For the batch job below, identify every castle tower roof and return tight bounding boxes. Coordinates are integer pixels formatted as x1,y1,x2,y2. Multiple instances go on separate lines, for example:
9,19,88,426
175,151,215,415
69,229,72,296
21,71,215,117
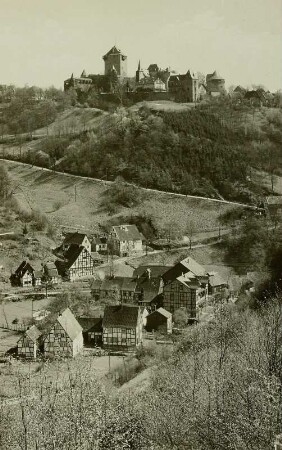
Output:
207,70,224,80
81,69,87,78
103,46,126,60
137,60,141,71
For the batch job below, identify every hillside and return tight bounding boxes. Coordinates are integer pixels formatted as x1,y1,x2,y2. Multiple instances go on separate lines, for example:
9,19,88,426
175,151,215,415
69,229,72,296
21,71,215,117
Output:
3,160,235,234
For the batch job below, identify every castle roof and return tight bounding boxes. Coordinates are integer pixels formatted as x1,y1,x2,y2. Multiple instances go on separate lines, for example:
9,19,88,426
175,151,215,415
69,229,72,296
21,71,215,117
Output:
207,71,224,81
103,46,126,59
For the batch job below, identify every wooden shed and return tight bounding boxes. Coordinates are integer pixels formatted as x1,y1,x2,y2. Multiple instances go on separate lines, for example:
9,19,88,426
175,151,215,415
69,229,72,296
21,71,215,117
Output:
146,307,172,334
17,325,43,359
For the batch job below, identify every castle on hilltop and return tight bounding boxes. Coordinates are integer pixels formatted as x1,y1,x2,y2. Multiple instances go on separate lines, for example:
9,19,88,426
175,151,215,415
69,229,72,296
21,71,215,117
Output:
64,45,225,103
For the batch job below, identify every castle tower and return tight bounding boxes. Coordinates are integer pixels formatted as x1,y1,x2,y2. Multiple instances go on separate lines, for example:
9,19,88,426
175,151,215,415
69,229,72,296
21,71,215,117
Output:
103,46,127,77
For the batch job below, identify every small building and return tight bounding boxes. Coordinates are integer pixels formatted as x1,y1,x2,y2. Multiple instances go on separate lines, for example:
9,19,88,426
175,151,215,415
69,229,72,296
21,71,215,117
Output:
43,308,83,357
146,307,172,334
17,325,43,359
77,317,103,347
111,224,144,257
103,304,143,351
43,261,60,284
208,271,228,295
10,261,35,287
92,236,108,254
56,244,96,281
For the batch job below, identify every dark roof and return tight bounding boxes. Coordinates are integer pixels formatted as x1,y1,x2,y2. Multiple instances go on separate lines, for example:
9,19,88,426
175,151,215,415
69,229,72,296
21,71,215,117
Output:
100,277,137,292
15,261,34,278
103,46,126,58
103,304,140,328
93,236,107,245
63,244,87,268
56,308,83,340
63,232,88,246
112,224,144,242
77,317,103,332
133,265,171,279
136,277,162,303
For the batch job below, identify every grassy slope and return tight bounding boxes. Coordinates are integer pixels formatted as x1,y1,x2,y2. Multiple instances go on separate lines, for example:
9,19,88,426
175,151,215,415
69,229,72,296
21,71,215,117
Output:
3,160,235,235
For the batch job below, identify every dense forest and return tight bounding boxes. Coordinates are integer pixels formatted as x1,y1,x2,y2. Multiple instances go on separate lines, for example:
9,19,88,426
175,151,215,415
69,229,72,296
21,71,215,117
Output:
29,103,282,202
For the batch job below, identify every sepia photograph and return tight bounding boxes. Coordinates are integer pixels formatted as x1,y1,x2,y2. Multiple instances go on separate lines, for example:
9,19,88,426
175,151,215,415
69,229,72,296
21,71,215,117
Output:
0,0,281,448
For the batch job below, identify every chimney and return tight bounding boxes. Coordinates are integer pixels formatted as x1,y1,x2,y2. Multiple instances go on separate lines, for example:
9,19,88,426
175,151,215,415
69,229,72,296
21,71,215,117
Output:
147,268,151,279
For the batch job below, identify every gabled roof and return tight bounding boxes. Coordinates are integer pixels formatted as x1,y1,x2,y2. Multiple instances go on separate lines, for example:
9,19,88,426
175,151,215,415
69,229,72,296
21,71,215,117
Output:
103,304,140,328
162,257,207,286
208,272,227,287
180,257,207,277
112,225,144,242
56,308,82,341
155,307,172,319
25,325,42,342
77,317,103,332
136,276,162,303
63,232,88,246
15,261,34,277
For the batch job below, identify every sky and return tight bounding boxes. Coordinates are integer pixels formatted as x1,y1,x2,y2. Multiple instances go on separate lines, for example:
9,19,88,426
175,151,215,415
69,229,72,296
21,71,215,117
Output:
0,0,281,91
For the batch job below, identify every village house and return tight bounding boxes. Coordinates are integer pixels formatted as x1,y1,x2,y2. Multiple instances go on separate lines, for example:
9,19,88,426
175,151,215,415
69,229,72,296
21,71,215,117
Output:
163,256,209,299
110,224,144,256
145,307,172,334
10,261,36,287
103,304,143,351
91,277,138,303
134,265,170,309
77,317,103,347
43,308,83,357
17,325,43,359
162,271,199,317
208,271,228,295
56,243,96,281
92,236,108,254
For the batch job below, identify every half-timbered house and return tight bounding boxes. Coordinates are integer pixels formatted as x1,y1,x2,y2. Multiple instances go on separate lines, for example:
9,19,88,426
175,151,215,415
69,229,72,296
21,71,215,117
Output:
56,244,96,281
17,325,43,359
43,308,83,357
103,304,143,351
